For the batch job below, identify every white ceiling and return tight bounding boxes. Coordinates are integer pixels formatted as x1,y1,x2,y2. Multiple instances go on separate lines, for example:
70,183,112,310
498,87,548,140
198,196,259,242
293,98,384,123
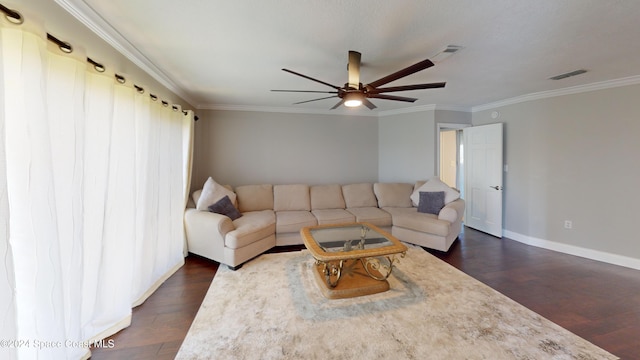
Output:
61,0,640,113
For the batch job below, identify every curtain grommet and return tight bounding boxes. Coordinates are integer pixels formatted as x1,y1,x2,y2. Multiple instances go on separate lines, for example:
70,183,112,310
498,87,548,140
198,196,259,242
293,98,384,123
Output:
2,7,23,24
59,42,73,53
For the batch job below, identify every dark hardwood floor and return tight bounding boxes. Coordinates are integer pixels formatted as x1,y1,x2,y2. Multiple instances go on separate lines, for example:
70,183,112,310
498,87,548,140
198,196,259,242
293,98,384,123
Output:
90,227,640,359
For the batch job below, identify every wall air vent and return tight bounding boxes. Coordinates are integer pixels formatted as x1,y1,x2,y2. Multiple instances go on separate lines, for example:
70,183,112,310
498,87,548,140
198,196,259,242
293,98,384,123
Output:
549,69,587,80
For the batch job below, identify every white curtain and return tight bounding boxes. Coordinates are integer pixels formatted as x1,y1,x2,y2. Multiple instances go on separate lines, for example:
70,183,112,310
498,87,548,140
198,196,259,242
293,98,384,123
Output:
0,14,193,360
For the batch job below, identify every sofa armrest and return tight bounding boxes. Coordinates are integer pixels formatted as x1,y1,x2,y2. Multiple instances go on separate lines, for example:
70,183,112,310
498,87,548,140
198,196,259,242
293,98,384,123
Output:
438,198,465,223
184,208,236,260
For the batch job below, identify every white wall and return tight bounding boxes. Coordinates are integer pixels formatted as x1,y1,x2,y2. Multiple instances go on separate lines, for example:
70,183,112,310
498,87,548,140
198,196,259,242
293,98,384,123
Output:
473,84,640,262
193,110,379,188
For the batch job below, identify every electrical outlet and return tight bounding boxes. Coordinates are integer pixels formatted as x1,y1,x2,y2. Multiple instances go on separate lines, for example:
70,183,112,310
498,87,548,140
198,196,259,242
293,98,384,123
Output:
564,220,573,229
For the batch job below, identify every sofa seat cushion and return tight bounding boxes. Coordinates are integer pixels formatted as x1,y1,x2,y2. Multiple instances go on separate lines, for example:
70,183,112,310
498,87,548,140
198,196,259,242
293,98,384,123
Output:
383,207,450,237
276,210,318,233
346,207,392,227
225,210,276,249
311,209,355,225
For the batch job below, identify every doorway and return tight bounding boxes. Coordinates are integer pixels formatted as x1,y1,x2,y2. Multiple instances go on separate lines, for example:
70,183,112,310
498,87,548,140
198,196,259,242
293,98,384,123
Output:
436,123,469,196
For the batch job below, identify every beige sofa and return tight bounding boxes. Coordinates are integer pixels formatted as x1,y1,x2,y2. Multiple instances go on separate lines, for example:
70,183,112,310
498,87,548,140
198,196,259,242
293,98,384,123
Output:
184,180,464,269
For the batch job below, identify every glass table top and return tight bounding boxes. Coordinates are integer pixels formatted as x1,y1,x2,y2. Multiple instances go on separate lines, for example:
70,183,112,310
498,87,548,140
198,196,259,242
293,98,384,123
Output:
301,222,407,261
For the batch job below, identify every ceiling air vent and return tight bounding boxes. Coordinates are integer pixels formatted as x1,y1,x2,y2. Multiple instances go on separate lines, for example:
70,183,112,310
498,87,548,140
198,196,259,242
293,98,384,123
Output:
431,45,463,63
549,69,587,80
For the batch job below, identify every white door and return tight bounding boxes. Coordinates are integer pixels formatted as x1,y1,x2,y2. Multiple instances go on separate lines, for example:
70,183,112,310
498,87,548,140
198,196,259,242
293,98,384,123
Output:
463,123,503,237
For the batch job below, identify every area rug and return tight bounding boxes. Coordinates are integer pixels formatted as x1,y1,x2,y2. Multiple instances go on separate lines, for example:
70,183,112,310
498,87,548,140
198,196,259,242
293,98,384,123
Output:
176,246,618,359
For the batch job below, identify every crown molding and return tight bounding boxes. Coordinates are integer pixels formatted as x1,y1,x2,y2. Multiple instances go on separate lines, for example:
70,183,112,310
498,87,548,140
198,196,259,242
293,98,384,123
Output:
377,104,437,117
434,104,472,112
54,0,196,106
198,103,473,118
472,75,640,112
199,104,377,117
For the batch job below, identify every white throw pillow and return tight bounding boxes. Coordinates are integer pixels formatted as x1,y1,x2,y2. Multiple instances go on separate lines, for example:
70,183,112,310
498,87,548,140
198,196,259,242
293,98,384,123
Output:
410,177,460,206
196,177,237,211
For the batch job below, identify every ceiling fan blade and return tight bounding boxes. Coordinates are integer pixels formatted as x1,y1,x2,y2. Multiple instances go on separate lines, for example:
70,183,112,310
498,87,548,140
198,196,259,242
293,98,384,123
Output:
367,82,446,94
368,94,417,103
293,95,339,105
362,98,377,109
366,59,435,89
330,99,344,110
271,90,339,94
282,69,341,90
348,50,361,90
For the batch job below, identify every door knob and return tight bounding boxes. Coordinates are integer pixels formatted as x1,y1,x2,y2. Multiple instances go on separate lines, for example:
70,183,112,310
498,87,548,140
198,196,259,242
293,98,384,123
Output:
489,185,503,190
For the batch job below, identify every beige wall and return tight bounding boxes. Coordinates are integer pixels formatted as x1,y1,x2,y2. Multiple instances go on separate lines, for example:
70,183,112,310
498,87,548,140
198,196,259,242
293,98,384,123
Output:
439,130,458,188
473,84,640,260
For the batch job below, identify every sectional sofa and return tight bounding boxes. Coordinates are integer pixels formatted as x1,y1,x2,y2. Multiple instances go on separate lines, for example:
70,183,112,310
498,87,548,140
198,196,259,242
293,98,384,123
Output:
184,179,465,269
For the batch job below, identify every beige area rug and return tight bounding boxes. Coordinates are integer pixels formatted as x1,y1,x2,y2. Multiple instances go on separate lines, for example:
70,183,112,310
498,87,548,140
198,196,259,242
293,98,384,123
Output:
176,247,618,360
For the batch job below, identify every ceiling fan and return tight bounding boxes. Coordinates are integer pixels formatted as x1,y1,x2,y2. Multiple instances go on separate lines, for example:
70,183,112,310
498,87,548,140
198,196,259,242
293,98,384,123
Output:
272,50,446,109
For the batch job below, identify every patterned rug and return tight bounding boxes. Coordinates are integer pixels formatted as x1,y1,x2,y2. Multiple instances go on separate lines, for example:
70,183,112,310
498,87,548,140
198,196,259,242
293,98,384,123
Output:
176,246,618,359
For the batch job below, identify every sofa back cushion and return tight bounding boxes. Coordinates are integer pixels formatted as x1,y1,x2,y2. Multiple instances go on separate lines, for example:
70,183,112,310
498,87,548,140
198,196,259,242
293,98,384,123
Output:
310,184,346,210
342,183,378,208
274,184,311,211
374,183,414,208
235,184,274,213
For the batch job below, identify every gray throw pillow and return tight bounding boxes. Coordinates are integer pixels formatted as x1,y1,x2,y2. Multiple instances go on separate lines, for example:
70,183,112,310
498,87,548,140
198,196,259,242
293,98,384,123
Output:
418,191,445,215
208,195,242,220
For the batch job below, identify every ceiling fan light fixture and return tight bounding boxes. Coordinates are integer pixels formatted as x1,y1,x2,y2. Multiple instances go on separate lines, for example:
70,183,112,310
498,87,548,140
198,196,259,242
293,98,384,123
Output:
344,92,363,107
276,50,446,110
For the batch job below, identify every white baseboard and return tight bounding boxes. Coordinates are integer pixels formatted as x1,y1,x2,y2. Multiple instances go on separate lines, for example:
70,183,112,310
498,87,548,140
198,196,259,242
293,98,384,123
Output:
503,230,640,271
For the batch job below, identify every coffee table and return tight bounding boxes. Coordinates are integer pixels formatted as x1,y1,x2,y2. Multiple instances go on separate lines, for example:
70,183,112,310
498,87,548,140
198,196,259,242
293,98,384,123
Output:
301,222,408,299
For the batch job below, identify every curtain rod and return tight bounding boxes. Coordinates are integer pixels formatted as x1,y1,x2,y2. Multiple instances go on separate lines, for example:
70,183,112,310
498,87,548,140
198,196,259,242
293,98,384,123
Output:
1,2,198,120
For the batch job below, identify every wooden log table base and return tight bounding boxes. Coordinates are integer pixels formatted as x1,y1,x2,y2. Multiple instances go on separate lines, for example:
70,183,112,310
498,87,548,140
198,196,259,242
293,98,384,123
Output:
312,258,390,299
